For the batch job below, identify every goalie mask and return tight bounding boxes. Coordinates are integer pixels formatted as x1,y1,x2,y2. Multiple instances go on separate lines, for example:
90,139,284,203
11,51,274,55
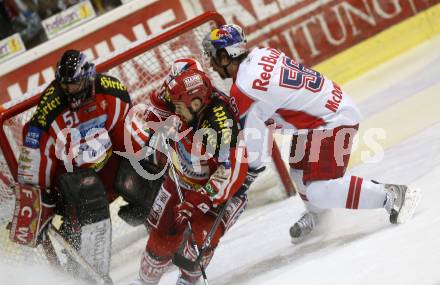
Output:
202,24,247,59
167,69,213,111
55,49,96,110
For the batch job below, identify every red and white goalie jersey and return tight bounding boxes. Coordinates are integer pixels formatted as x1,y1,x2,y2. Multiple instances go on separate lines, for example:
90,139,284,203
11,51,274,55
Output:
17,74,148,190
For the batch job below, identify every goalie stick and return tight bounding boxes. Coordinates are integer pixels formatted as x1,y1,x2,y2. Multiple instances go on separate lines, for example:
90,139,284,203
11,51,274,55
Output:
47,225,113,285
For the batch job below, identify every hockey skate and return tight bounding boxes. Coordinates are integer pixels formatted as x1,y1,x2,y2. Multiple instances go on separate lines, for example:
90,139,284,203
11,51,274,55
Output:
289,211,318,244
129,278,145,285
384,184,421,224
176,275,199,285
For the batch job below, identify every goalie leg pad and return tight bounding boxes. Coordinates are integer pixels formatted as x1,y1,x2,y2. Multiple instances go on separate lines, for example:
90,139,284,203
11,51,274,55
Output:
57,168,111,277
9,184,55,247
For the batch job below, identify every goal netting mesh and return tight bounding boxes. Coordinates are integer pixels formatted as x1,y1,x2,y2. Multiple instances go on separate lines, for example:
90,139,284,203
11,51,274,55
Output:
0,13,282,266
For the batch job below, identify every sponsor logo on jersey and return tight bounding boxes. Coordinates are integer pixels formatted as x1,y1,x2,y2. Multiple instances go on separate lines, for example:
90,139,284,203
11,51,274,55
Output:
100,76,127,91
72,134,112,168
213,105,232,145
36,86,62,127
252,48,282,92
73,114,107,140
176,142,209,180
204,183,217,197
24,126,42,148
147,188,171,229
17,147,41,185
200,105,233,151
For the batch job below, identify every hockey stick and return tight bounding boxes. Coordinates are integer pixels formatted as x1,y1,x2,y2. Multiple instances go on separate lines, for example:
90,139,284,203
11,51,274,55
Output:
47,226,113,285
161,135,209,284
173,199,231,272
272,141,296,196
267,122,297,197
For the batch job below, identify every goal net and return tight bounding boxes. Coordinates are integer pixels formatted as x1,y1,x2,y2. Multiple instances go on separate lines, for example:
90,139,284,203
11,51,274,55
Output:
0,11,282,266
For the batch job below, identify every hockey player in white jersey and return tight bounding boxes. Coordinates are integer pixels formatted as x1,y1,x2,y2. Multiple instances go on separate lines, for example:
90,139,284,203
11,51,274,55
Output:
202,24,421,243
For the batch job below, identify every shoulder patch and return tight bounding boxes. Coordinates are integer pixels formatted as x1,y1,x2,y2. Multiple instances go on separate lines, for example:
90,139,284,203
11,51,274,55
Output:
95,74,131,103
30,83,68,130
24,126,42,148
199,98,239,156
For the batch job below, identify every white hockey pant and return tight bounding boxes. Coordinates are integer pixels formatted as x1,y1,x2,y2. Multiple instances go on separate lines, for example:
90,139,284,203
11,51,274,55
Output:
290,169,387,212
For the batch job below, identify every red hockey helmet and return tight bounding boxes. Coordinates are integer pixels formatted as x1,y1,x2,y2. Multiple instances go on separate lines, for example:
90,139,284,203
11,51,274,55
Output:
167,69,212,109
169,58,203,77
158,58,204,103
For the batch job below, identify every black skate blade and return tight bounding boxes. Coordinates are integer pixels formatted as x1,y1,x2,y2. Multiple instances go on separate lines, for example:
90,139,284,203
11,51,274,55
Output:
390,209,398,224
172,252,198,272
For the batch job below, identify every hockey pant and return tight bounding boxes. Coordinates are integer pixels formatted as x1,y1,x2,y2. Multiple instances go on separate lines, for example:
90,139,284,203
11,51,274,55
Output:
139,177,248,284
291,168,387,213
288,125,387,213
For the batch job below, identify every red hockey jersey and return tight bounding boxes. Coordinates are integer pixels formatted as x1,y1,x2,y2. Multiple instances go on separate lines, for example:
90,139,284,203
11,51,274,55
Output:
145,90,248,205
17,74,149,188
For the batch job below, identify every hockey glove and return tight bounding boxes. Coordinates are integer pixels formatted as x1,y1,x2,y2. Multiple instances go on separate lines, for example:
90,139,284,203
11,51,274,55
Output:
173,189,212,234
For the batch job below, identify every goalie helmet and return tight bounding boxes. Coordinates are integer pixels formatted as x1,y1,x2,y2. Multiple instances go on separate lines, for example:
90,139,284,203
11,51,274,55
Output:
167,69,212,109
55,49,96,109
55,49,95,84
202,24,247,59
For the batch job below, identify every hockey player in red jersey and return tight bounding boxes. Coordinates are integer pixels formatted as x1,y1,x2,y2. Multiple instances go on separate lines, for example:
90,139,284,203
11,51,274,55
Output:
9,49,158,281
202,24,421,243
131,66,248,285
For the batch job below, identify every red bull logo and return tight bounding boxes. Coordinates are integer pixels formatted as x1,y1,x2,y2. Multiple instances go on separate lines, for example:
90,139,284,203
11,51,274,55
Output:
212,28,230,40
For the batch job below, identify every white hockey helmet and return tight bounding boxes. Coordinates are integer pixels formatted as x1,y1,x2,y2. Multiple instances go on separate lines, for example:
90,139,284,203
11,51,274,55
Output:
202,24,248,59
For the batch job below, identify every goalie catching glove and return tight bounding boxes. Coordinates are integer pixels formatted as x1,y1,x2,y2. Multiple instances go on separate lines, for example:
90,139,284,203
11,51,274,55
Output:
173,189,213,234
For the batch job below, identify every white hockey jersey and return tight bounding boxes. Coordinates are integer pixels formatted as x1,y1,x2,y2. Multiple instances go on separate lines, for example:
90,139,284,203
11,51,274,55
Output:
230,47,362,168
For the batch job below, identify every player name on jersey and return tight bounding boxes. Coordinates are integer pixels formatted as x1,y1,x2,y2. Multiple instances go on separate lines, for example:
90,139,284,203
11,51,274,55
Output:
325,83,344,113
